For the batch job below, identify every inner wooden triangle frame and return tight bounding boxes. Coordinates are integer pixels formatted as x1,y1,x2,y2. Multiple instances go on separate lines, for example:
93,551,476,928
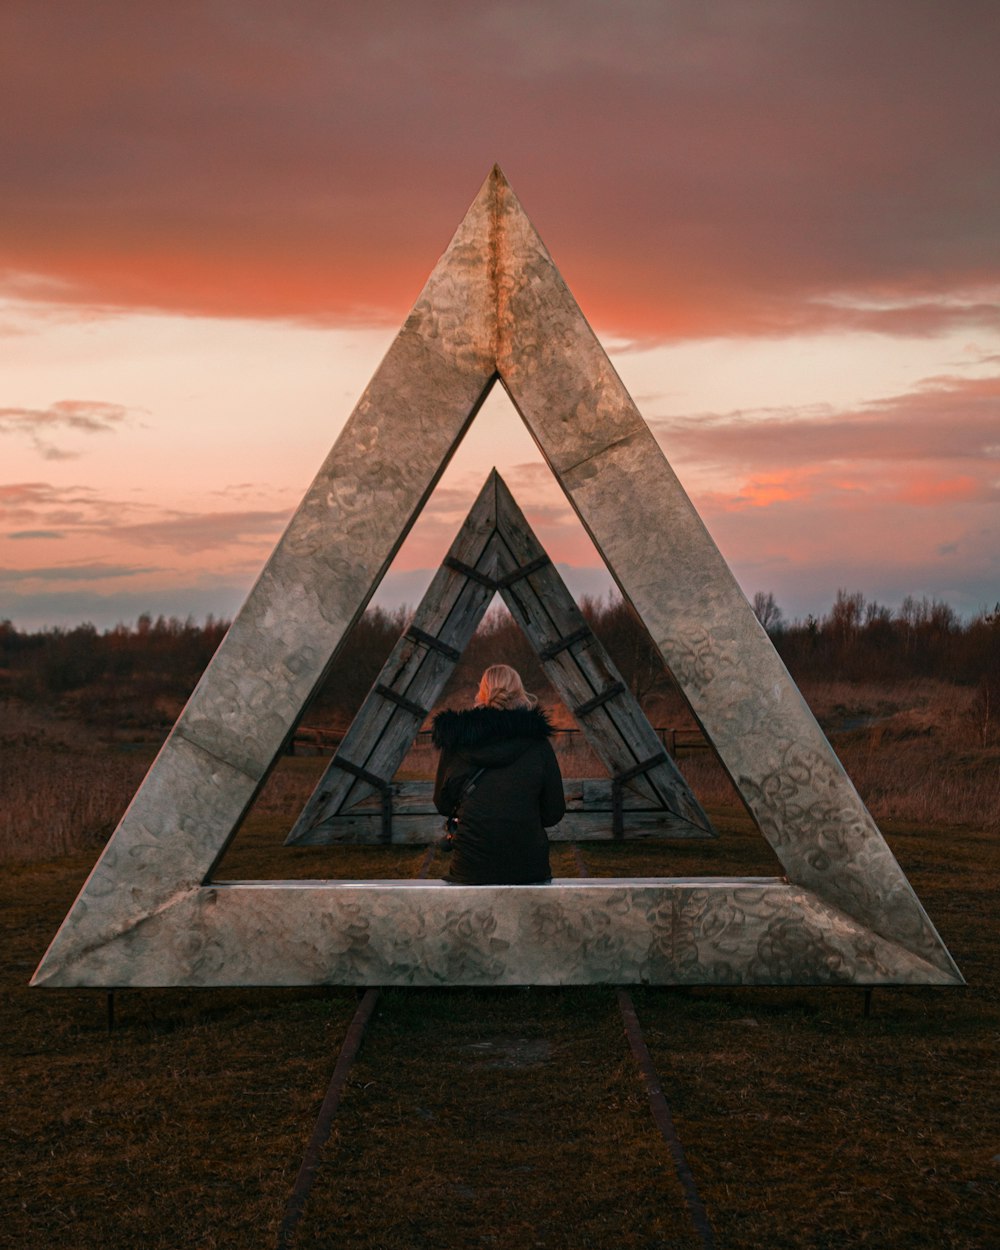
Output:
286,468,714,846
33,167,962,989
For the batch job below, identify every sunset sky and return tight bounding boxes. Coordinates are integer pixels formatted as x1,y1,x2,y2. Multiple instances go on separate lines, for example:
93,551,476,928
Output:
2,1,999,631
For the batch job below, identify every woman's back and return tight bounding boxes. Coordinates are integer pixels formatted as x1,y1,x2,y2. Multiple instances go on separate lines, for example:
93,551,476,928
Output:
432,704,565,885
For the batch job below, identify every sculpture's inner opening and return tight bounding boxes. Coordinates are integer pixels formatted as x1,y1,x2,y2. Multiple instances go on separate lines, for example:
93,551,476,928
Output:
210,383,786,885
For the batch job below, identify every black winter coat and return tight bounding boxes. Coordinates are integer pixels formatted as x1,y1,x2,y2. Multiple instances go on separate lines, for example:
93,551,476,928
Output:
432,705,565,885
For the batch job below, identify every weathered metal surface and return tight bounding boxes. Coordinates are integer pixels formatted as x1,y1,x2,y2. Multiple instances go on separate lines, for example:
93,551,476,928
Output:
492,172,961,984
288,469,711,845
33,174,498,984
32,879,958,988
33,166,962,990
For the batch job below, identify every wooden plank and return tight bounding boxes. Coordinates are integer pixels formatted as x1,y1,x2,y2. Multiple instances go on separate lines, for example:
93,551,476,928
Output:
493,480,712,832
496,484,671,753
557,811,705,838
289,573,486,826
497,548,711,825
345,778,655,813
286,482,502,843
495,537,657,792
332,555,497,806
293,808,709,846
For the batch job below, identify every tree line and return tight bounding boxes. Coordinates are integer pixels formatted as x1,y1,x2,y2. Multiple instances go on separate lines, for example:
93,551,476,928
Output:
1,589,997,733
755,588,1000,687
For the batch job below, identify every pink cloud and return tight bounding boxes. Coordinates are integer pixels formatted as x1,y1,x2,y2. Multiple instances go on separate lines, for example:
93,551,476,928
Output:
110,510,293,554
656,373,1000,476
725,473,816,509
0,480,291,555
1,3,998,339
0,561,159,584
891,475,986,506
638,371,1000,614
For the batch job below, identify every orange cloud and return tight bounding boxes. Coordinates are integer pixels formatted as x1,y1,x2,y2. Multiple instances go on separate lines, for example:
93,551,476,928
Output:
733,474,814,508
2,3,999,339
655,374,1000,500
892,475,985,506
704,463,996,517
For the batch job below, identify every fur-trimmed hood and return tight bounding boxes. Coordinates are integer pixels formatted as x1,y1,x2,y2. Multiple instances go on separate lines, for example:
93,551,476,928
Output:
432,705,554,757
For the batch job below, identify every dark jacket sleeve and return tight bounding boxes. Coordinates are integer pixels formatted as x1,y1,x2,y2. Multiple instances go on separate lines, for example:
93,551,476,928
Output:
433,750,451,816
539,739,566,827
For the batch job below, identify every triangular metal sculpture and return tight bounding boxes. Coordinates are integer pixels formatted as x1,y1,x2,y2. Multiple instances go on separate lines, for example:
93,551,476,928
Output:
286,469,714,846
33,167,962,989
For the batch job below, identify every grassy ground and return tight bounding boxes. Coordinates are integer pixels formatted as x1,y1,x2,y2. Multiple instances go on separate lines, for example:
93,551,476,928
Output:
4,677,998,866
3,806,997,1248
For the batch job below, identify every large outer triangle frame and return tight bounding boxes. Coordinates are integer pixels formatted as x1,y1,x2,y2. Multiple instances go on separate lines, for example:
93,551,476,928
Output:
33,167,962,989
286,468,714,846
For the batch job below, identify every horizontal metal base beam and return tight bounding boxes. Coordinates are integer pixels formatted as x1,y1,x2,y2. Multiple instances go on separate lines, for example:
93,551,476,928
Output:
32,878,961,990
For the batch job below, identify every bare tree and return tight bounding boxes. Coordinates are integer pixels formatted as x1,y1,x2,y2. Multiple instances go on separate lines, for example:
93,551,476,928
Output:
752,591,784,633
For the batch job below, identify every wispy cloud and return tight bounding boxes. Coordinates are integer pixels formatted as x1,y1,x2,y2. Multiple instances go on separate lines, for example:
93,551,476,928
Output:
791,293,1000,340
0,480,291,554
112,509,291,553
0,399,135,459
0,562,159,584
654,373,1000,490
637,371,1000,616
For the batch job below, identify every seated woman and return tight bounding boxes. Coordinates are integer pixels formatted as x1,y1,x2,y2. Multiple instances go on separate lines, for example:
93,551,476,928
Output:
432,664,565,884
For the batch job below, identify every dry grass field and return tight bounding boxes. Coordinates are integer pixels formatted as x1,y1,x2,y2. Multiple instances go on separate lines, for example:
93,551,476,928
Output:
3,677,997,865
2,683,998,1248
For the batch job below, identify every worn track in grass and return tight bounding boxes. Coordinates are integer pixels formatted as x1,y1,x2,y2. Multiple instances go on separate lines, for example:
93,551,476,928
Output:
278,842,714,1249
3,811,997,1248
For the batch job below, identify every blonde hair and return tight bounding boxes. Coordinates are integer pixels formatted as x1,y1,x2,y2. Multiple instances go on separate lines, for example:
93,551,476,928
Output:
475,664,537,711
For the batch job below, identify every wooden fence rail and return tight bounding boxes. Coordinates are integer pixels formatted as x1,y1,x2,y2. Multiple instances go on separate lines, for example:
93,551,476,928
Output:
290,724,710,758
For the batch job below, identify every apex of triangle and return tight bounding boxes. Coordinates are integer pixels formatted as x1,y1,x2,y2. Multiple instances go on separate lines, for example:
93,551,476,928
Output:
483,163,520,210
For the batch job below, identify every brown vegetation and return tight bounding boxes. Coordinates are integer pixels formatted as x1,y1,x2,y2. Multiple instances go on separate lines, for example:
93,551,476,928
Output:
3,591,998,1247
0,704,151,862
3,816,997,1248
2,591,999,864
